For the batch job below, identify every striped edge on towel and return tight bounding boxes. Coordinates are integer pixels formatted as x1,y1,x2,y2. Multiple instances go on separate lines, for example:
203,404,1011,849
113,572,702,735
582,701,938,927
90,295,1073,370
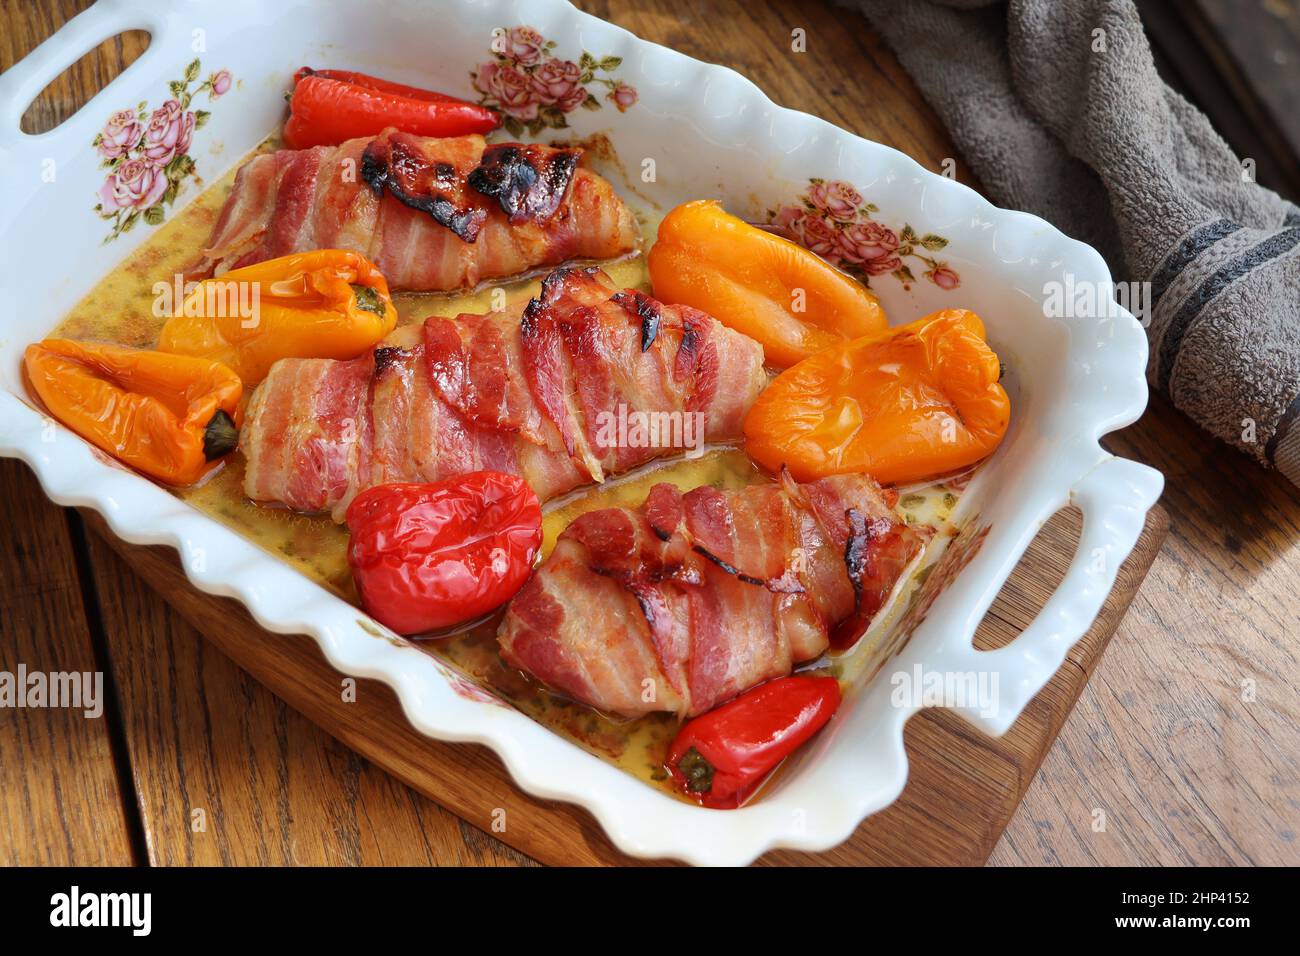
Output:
1269,208,1300,487
1148,208,1300,480
1269,394,1300,487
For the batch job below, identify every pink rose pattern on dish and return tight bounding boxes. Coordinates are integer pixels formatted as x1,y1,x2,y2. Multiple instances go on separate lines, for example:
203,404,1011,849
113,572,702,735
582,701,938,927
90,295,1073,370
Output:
768,178,960,290
141,99,195,167
472,26,637,137
93,59,229,242
96,109,141,161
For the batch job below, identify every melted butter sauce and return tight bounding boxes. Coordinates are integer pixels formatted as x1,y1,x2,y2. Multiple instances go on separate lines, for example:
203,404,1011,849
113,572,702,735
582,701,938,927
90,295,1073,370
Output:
48,142,970,802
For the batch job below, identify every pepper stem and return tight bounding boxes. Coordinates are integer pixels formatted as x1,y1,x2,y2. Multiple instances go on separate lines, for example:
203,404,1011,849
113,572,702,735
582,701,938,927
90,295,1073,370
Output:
351,283,386,317
676,746,715,794
203,409,239,461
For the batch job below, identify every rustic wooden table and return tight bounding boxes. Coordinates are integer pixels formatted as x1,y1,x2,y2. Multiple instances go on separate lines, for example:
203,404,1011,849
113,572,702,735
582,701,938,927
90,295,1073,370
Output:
2,0,1297,866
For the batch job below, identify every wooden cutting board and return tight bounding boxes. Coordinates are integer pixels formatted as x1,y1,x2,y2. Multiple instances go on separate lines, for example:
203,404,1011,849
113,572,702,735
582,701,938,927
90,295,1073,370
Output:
82,504,1167,866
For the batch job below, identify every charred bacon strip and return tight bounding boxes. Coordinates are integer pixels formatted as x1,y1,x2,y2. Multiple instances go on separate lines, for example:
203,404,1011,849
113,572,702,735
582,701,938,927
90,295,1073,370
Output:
844,508,870,602
611,289,663,352
362,135,581,241
514,267,749,484
240,268,768,521
189,132,638,292
692,544,767,587
828,514,919,650
371,344,408,376
497,473,927,718
467,143,580,224
361,130,488,241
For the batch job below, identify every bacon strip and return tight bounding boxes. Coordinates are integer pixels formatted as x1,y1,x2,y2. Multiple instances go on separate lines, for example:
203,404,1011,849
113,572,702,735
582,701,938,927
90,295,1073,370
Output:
242,354,371,514
467,143,580,224
361,130,490,242
190,131,638,291
497,472,927,718
240,268,767,521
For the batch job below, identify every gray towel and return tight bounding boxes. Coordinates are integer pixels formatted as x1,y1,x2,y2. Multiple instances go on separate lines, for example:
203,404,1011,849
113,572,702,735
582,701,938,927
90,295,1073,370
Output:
844,0,1300,484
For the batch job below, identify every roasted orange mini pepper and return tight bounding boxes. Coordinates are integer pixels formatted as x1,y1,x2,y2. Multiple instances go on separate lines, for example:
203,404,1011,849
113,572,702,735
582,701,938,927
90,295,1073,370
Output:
743,309,1011,484
158,249,397,384
24,339,242,486
647,200,887,368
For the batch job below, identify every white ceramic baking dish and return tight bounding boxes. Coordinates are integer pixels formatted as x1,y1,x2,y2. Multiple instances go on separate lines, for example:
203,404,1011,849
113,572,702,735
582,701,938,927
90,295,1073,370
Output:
0,0,1163,865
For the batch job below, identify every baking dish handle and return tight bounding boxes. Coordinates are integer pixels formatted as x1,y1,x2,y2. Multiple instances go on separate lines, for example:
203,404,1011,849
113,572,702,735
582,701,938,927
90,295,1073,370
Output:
942,454,1163,736
0,0,160,143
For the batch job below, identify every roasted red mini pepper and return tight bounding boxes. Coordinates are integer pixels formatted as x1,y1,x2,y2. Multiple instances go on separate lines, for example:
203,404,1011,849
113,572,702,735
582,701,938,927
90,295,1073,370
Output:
345,473,543,636
283,67,500,149
666,676,842,809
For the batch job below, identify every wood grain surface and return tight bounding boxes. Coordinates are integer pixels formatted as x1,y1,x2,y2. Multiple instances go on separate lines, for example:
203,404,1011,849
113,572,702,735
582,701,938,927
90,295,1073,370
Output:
79,524,532,866
995,395,1300,866
0,460,135,866
1,0,1296,866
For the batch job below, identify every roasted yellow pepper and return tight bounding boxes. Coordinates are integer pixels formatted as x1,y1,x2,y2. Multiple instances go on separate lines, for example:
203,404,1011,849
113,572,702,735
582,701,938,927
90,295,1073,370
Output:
647,200,887,368
743,309,1011,484
24,339,243,487
158,249,397,384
